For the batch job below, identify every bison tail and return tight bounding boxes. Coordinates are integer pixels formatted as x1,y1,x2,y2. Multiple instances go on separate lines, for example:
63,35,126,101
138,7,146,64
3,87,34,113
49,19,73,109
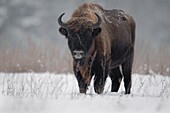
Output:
130,17,136,45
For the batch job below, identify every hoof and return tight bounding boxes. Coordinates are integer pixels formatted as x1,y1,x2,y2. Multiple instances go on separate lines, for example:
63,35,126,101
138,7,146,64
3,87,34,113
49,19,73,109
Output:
125,90,131,94
79,88,87,94
111,87,119,92
94,86,104,94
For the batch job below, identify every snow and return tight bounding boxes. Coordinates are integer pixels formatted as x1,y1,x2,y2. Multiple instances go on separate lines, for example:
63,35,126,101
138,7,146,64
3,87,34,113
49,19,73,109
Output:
0,73,170,113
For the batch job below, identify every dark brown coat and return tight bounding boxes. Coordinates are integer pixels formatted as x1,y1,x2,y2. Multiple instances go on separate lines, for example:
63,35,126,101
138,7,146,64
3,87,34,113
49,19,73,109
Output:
58,3,136,94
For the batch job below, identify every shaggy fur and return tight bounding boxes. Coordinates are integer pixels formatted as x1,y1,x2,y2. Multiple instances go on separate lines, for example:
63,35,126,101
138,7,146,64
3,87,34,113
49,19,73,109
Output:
59,3,136,94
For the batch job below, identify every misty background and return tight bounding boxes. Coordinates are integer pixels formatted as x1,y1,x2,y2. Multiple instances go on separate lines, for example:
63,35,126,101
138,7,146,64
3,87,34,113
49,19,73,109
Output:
0,0,170,74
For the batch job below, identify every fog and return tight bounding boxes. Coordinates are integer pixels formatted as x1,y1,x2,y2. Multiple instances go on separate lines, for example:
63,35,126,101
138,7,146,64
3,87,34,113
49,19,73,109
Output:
0,0,170,73
0,0,170,47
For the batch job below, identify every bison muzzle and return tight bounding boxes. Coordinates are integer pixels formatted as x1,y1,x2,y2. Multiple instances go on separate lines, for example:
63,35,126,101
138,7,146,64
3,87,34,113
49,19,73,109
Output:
58,3,136,94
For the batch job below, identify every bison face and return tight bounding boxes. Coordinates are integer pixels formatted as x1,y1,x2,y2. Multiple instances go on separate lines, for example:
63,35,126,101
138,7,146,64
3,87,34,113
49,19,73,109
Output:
61,27,101,65
58,13,102,66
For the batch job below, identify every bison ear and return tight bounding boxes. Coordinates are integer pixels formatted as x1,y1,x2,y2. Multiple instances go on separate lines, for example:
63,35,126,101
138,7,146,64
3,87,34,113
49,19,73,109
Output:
92,27,102,37
59,27,68,37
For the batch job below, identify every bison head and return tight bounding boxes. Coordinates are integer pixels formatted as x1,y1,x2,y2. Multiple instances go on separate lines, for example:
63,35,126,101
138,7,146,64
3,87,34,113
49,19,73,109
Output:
58,13,102,66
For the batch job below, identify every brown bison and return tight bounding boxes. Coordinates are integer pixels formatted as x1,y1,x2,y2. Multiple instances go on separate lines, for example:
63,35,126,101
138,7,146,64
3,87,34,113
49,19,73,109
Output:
58,3,136,94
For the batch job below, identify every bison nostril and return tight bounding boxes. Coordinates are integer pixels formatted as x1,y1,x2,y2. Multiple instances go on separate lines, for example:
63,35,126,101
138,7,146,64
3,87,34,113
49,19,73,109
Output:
73,50,84,59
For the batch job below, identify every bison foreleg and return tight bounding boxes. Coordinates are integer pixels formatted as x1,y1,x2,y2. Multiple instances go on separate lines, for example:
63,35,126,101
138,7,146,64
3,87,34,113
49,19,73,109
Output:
93,62,107,94
74,69,88,94
94,76,107,94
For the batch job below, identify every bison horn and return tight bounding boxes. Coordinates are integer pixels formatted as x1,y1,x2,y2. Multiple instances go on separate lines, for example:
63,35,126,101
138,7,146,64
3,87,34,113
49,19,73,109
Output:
93,13,102,29
58,13,67,29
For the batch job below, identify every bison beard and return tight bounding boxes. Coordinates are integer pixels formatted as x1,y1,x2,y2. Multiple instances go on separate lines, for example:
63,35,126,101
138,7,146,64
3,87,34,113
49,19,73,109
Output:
58,3,136,94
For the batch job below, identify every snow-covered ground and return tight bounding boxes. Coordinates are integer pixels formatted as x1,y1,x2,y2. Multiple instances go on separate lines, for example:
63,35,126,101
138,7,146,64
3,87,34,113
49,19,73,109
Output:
0,73,170,113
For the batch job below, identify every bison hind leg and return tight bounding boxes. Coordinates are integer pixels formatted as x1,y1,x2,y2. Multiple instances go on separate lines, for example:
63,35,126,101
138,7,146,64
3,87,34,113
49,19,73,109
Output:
122,52,134,94
109,67,123,92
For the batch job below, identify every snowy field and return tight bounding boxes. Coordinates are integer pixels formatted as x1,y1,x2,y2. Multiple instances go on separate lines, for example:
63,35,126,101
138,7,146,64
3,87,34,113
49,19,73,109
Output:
0,73,170,113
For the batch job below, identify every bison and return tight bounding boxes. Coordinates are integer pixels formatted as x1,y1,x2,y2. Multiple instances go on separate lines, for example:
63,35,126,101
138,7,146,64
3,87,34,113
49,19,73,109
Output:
58,3,136,94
